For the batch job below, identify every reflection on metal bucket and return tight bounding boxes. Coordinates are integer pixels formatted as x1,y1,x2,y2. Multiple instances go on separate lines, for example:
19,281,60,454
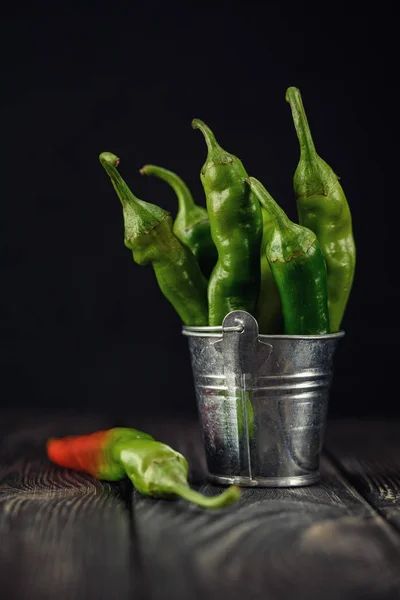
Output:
182,310,344,488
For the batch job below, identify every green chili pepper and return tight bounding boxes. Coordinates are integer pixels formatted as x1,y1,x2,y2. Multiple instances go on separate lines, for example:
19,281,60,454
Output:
247,177,330,335
47,428,241,509
140,164,217,279
237,392,255,440
285,87,356,332
256,207,283,334
100,152,208,326
192,119,263,326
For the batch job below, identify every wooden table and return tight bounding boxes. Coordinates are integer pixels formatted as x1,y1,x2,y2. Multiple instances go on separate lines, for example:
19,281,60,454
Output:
1,412,400,600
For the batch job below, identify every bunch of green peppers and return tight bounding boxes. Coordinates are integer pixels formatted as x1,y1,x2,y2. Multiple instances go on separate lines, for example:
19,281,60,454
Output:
100,87,356,335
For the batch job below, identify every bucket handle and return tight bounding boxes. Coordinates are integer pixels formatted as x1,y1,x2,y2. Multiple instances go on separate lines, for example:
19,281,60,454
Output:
213,311,273,375
213,311,273,480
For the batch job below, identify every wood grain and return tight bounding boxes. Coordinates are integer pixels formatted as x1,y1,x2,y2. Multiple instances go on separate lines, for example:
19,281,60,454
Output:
129,420,400,600
2,414,400,600
0,413,139,600
325,420,400,529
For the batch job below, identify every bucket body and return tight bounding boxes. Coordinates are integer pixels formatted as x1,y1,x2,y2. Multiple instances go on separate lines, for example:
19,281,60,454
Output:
183,310,344,487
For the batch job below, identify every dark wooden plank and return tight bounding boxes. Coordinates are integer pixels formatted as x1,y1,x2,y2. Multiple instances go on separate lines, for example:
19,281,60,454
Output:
325,420,400,530
128,419,400,600
0,413,140,600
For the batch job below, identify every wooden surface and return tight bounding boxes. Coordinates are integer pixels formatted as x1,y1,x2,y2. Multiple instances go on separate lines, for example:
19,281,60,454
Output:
1,414,400,599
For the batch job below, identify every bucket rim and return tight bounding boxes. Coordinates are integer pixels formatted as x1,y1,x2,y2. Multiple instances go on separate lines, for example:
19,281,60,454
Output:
182,325,345,340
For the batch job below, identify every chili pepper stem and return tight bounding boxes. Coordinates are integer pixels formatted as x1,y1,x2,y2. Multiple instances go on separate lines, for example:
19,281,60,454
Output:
285,87,318,162
192,119,223,154
140,163,217,280
99,152,169,241
140,164,205,226
171,484,241,509
246,178,291,231
99,152,131,205
247,176,316,260
100,152,142,213
140,164,196,210
100,151,120,169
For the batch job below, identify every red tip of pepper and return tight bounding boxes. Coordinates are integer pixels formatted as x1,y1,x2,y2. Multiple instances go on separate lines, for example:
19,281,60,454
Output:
46,430,110,478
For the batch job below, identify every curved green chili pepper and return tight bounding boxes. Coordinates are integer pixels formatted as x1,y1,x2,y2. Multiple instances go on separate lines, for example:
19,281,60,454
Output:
192,119,263,326
99,152,208,326
47,428,241,509
140,164,217,279
247,177,330,335
256,207,283,334
285,87,356,332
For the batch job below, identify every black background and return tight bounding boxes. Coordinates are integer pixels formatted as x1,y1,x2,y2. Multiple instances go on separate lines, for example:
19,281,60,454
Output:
0,6,396,420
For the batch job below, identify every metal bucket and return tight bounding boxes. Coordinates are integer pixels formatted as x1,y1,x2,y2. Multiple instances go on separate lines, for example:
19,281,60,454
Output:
182,310,344,487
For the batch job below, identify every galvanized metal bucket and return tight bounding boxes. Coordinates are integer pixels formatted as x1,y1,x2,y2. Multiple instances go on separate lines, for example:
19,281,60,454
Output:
182,310,344,488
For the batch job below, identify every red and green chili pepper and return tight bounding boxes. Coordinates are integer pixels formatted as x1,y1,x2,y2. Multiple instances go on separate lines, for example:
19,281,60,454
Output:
47,429,241,509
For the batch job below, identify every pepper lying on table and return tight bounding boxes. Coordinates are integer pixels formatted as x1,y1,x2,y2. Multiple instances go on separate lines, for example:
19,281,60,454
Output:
47,428,240,509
